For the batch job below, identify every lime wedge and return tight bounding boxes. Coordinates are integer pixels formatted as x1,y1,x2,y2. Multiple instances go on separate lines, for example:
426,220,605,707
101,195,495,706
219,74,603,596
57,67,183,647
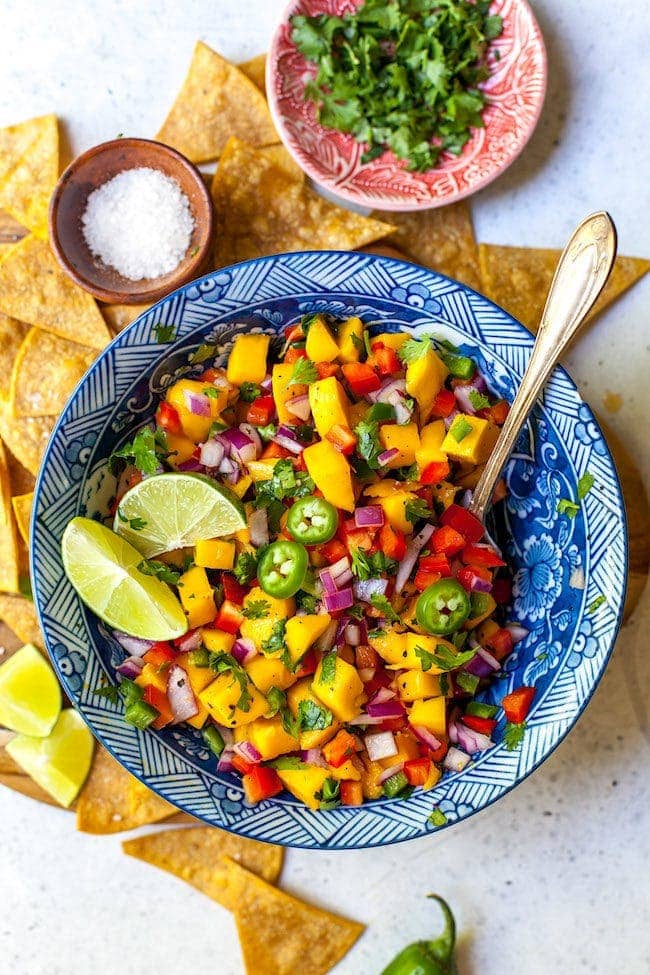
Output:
62,517,188,640
0,643,62,736
6,708,94,807
113,472,246,558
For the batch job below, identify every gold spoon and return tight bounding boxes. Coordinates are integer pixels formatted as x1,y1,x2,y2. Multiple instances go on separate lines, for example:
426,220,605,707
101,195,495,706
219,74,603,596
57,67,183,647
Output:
468,212,617,533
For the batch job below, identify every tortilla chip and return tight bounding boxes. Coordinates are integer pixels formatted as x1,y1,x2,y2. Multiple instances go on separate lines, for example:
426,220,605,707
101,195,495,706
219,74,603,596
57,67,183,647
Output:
372,201,481,290
76,746,178,833
10,328,96,418
478,244,650,333
156,41,278,164
0,209,29,251
127,774,178,823
0,115,58,237
0,235,111,350
101,302,151,334
6,447,35,496
0,399,55,476
221,857,364,975
238,53,267,94
123,827,283,908
0,314,29,401
258,143,304,184
0,593,42,646
0,742,21,775
11,493,32,546
212,138,394,266
0,440,20,593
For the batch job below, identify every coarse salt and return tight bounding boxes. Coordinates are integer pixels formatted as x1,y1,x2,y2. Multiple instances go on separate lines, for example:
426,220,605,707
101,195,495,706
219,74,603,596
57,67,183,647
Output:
81,167,195,280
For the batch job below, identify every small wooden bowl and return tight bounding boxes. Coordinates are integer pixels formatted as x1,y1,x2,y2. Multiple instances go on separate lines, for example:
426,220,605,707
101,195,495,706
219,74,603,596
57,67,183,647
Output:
49,138,213,304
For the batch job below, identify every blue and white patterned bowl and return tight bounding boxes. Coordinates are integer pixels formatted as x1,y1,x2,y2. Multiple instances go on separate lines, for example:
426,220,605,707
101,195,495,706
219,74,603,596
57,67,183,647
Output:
31,251,627,849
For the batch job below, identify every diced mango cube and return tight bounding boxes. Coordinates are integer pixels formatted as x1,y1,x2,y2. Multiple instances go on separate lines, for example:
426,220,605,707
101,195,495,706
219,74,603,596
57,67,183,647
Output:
246,715,299,760
406,349,449,421
201,628,235,654
226,334,270,386
247,460,276,482
303,440,355,512
377,491,418,533
240,587,295,651
166,379,228,442
276,766,329,810
441,414,499,465
135,662,167,694
348,400,369,428
285,614,332,666
378,423,420,468
408,696,447,737
287,678,340,749
308,377,351,439
198,673,268,727
373,331,408,351
195,539,235,570
312,655,364,722
272,363,306,425
337,317,364,363
175,651,216,693
432,481,457,510
423,763,442,790
328,758,361,781
397,669,446,701
178,566,217,628
185,702,210,729
245,655,296,694
164,432,197,468
230,474,253,499
305,315,339,362
416,421,447,471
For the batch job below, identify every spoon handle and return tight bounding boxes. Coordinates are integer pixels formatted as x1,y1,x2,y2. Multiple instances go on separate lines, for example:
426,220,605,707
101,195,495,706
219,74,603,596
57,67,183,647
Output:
468,211,617,522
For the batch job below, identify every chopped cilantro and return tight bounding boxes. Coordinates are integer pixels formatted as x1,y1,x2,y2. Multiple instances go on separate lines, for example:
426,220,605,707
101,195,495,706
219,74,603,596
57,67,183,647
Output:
261,619,287,656
558,471,595,519
109,426,169,476
207,652,252,712
298,699,333,732
319,651,337,685
370,593,400,623
256,423,277,442
450,416,473,442
153,322,176,343
414,644,435,672
503,720,527,750
405,497,432,524
557,498,579,519
202,386,221,399
254,459,314,510
398,335,434,364
468,390,491,411
354,418,383,470
587,594,607,614
233,551,258,586
350,331,363,350
116,508,148,531
456,671,479,694
317,776,341,810
266,686,300,737
296,590,319,614
431,644,475,671
300,313,320,335
238,381,262,402
577,471,595,500
95,684,121,705
350,548,397,580
242,599,270,620
289,357,319,386
428,807,448,828
137,559,180,584
190,343,217,365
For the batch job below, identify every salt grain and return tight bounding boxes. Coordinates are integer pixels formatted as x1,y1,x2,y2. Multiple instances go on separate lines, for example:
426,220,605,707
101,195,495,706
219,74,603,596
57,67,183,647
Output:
81,167,195,280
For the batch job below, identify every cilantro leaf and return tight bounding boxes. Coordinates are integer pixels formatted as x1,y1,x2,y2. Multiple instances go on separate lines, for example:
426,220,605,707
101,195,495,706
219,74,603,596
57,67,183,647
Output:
468,390,491,411
153,322,176,343
266,686,300,738
242,599,270,620
405,497,432,524
370,593,400,623
319,651,337,685
109,426,169,476
137,559,180,584
577,471,595,500
431,644,476,671
289,357,319,386
503,720,527,751
398,335,434,364
298,699,333,732
317,776,341,810
116,508,148,531
351,548,398,580
190,343,217,365
456,670,479,694
254,459,314,510
271,756,308,770
414,644,435,672
239,381,262,402
95,684,121,705
202,386,221,400
354,418,383,470
233,551,258,586
557,498,579,519
296,590,319,614
261,619,287,657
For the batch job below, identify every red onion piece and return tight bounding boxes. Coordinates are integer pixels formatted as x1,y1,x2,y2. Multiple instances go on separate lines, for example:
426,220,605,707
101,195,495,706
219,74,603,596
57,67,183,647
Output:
444,409,459,430
469,572,492,593
184,390,211,417
505,622,529,643
116,656,144,680
233,740,262,764
395,523,435,593
349,713,389,726
319,568,337,596
476,646,501,670
174,628,202,653
353,578,388,602
167,665,198,724
232,638,257,665
300,748,327,768
459,489,473,509
453,719,493,754
368,377,406,404
218,455,241,484
443,746,471,772
344,623,361,646
217,746,235,772
369,686,396,705
454,386,478,414
315,620,338,653
177,457,206,473
113,631,154,657
273,425,304,455
394,400,413,425
221,427,256,464
260,375,273,392
239,423,262,458
463,654,493,678
323,587,354,613
248,507,269,547
378,448,399,467
329,555,351,580
366,700,405,720
377,761,405,785
410,723,443,752
364,730,397,761
354,505,385,529
214,433,232,457
199,438,225,469
286,395,311,422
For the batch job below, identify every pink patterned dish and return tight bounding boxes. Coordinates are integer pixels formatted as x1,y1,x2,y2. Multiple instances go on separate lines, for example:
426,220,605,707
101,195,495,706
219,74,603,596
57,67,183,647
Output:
267,0,547,211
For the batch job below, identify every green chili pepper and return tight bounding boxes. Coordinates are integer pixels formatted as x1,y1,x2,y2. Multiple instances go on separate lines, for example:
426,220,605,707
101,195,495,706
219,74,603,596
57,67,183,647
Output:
416,579,470,636
257,539,309,599
380,895,458,975
439,351,475,379
286,495,338,545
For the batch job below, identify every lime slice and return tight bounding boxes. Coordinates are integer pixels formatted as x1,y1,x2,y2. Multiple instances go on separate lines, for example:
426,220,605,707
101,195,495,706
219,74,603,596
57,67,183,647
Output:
6,708,94,807
113,472,246,558
0,643,61,736
62,517,188,640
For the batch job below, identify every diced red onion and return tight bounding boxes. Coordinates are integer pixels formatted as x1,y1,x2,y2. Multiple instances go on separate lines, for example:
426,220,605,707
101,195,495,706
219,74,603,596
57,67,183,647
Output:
218,455,241,484
394,400,413,425
443,746,471,772
476,646,501,670
369,686,396,705
233,740,262,764
222,427,257,464
315,620,338,653
369,377,406,404
116,656,144,680
410,723,443,752
377,761,405,785
349,713,390,726
273,425,304,455
184,390,211,417
366,700,405,720
505,622,529,643
248,507,269,547
286,394,311,421
469,572,492,593
300,748,327,768
113,631,154,657
232,638,257,665
378,448,399,467
344,623,361,646
395,523,435,593
199,438,225,469
260,375,273,392
444,409,459,430
463,654,494,678
214,433,232,457
453,719,493,755
354,505,385,529
454,385,478,414
167,665,198,724
364,730,397,761
330,556,352,587
323,587,354,613
353,578,388,602
319,568,337,596
174,628,202,653
177,458,206,473
239,423,262,458
217,746,235,772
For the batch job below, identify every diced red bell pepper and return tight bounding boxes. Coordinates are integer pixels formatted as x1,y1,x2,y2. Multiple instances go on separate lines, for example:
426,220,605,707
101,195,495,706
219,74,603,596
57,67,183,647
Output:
461,714,497,736
294,647,320,678
355,644,379,670
142,685,174,730
502,685,535,724
247,395,276,426
155,401,182,435
485,627,514,661
341,362,382,397
479,399,509,426
143,642,177,668
491,576,512,605
323,729,359,768
231,753,255,776
404,757,431,786
215,600,245,635
420,460,451,485
379,715,407,733
320,538,348,564
284,323,303,342
261,441,292,460
379,523,407,561
316,361,340,380
340,779,363,806
431,525,466,556
461,542,505,568
284,345,308,365
369,344,401,377
439,504,484,542
222,573,248,605
242,766,283,803
414,568,441,592
430,388,456,418
326,423,357,455
419,553,452,577
457,564,492,592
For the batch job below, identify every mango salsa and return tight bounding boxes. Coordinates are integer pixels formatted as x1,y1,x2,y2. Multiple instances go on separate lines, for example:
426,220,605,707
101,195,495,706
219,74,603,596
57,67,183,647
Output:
441,414,499,465
304,315,340,362
405,349,449,421
337,317,364,363
226,333,270,385
308,376,351,439
303,439,355,511
312,655,365,722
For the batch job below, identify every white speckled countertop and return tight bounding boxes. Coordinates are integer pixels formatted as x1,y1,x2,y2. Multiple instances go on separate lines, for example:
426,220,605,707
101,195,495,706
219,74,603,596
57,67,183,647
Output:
0,2,648,973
